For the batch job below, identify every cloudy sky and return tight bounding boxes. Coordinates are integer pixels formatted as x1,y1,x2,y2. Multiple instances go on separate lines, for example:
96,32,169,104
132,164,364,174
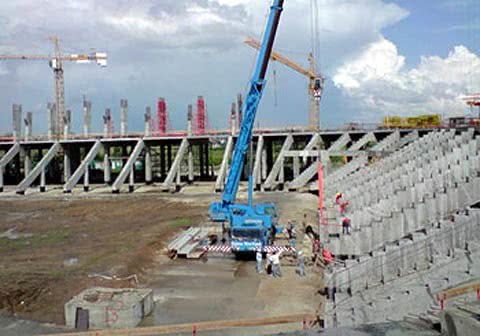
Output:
0,0,479,134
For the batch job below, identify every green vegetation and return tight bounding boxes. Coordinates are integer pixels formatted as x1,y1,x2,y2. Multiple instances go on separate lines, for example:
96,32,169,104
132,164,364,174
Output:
209,147,224,166
0,229,70,251
169,218,193,228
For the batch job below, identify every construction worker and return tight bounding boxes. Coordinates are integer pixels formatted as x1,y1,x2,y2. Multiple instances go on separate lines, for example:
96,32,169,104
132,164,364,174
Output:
339,200,350,216
335,192,343,205
266,252,273,275
342,216,351,235
271,251,282,277
289,226,296,249
256,249,263,273
296,250,306,277
322,245,333,265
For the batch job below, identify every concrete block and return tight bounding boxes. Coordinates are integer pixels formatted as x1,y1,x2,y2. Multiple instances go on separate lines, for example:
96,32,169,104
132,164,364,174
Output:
65,287,154,330
415,202,427,230
359,225,372,254
384,243,401,282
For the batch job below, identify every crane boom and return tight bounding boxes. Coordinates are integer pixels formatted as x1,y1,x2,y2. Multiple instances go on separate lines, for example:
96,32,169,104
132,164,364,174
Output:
244,36,315,79
222,0,284,207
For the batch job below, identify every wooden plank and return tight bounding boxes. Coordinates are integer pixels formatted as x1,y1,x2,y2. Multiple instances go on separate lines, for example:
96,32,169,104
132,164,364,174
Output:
436,281,480,301
42,313,316,336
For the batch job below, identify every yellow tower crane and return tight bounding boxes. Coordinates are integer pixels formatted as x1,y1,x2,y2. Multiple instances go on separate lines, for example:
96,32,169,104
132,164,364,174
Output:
0,36,107,137
244,36,324,131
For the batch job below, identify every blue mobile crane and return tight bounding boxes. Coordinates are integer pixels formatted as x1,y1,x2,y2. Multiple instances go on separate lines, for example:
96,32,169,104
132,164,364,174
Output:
209,0,285,253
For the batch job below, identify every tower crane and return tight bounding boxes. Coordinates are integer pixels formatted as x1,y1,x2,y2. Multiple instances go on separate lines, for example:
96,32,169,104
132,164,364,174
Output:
0,36,107,137
244,36,324,131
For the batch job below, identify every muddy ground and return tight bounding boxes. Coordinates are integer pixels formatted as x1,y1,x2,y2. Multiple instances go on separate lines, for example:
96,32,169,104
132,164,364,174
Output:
0,188,323,334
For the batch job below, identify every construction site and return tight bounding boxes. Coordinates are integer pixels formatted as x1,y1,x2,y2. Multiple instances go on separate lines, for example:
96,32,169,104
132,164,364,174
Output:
1,1,480,336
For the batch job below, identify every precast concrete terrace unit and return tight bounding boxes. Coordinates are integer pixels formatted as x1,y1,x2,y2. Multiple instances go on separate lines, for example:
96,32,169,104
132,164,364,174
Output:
320,127,480,330
0,127,427,195
65,287,154,330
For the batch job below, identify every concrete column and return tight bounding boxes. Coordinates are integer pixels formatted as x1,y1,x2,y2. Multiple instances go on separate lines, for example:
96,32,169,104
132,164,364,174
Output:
293,156,300,178
145,146,152,185
83,165,89,192
39,149,46,192
261,148,267,180
104,146,111,184
187,105,193,136
144,106,151,136
40,169,46,192
120,99,128,137
24,150,31,177
0,166,4,192
64,149,71,183
129,167,134,193
188,145,194,183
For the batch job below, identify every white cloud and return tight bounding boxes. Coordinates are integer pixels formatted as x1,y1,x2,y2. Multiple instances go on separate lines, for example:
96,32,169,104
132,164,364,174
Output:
333,38,480,118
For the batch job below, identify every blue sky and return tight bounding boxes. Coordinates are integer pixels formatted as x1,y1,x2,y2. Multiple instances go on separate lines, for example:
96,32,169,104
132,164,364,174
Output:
0,0,479,134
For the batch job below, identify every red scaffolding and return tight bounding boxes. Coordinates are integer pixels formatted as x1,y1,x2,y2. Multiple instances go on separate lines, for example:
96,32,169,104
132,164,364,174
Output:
157,97,168,135
195,96,207,135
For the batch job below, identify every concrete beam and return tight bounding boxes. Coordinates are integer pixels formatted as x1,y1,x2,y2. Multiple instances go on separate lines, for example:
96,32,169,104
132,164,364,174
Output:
287,133,352,190
112,140,145,193
214,136,234,192
16,142,60,195
0,143,20,168
349,132,377,151
161,138,189,191
63,140,102,192
263,134,294,190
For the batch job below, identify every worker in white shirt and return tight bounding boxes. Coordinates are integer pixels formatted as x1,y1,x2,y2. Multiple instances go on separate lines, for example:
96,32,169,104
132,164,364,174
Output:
256,249,263,273
271,251,282,277
296,250,306,277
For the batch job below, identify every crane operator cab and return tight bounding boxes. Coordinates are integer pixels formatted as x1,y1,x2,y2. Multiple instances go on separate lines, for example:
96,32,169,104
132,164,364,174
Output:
313,76,324,102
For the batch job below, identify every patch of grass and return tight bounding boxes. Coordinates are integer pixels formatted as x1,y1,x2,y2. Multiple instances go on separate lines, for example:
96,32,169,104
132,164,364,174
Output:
82,251,116,270
209,147,224,166
0,229,71,252
169,218,192,227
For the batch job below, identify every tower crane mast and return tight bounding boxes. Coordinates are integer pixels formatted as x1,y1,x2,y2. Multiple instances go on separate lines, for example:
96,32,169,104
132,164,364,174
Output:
0,36,107,137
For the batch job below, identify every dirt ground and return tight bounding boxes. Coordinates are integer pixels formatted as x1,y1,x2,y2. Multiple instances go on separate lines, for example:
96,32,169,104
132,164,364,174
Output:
0,193,205,324
0,188,324,334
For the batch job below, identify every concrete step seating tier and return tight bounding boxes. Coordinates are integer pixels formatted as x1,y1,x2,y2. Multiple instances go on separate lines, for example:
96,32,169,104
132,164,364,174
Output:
325,129,480,256
323,209,480,328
